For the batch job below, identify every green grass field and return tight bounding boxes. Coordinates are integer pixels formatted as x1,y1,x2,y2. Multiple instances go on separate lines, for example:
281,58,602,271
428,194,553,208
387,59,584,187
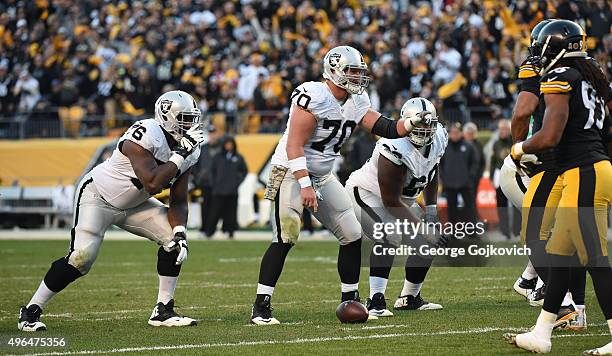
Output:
0,239,609,355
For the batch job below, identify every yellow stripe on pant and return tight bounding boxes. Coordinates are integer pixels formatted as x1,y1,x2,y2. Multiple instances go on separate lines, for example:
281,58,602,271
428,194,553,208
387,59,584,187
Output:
546,160,612,266
521,170,563,243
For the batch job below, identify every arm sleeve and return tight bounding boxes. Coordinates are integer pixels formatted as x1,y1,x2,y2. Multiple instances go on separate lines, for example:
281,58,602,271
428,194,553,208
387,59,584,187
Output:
371,115,401,138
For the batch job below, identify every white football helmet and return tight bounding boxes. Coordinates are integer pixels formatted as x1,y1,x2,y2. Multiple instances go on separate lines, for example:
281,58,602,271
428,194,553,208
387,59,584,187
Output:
400,97,438,147
322,45,370,95
154,90,202,142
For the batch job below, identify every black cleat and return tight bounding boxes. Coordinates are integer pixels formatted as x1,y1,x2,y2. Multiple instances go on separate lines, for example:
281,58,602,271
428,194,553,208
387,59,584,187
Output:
528,285,546,307
251,294,280,325
513,276,538,298
393,293,443,311
148,299,197,327
366,293,394,317
18,305,46,332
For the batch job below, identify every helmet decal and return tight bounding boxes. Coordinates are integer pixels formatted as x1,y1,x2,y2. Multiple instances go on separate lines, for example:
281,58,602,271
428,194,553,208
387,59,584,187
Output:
328,53,341,68
160,100,173,115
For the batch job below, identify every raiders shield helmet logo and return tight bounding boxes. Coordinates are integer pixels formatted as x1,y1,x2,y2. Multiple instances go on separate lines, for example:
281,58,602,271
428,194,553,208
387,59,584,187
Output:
160,99,173,115
328,53,341,68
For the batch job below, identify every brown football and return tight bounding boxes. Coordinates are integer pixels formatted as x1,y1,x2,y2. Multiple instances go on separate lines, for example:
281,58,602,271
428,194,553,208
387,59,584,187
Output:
335,300,369,324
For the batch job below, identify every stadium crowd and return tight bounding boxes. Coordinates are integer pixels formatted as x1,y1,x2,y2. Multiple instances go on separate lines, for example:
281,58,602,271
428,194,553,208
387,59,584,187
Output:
0,0,610,138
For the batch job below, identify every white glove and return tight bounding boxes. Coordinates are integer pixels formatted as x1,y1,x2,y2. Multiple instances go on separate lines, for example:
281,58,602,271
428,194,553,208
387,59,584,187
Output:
180,124,206,152
403,111,433,132
165,226,189,265
516,154,541,177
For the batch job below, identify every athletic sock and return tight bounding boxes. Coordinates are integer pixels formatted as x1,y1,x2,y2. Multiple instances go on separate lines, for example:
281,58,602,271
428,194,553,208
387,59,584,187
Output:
369,276,388,297
27,281,56,309
157,275,178,304
401,280,422,297
258,243,292,287
521,261,538,280
608,319,612,335
338,239,362,286
256,283,275,296
569,265,586,305
532,309,556,340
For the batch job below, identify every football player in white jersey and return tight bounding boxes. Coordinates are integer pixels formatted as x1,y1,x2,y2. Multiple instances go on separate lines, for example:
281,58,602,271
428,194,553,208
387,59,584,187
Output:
346,98,448,317
18,90,205,331
251,46,427,325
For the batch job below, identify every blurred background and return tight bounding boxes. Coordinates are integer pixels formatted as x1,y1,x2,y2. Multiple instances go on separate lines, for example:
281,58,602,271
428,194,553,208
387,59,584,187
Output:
0,0,610,238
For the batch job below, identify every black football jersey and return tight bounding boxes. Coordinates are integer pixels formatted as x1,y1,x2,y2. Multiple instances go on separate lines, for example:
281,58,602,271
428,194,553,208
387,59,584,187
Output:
517,58,556,174
540,66,610,172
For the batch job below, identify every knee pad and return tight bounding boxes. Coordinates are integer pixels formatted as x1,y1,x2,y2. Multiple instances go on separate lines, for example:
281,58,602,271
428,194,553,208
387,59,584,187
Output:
157,247,182,277
44,257,83,293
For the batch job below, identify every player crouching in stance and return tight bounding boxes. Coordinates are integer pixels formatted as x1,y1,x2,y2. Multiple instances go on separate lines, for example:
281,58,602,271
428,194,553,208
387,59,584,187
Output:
251,46,425,325
18,90,205,331
345,98,447,317
503,20,612,355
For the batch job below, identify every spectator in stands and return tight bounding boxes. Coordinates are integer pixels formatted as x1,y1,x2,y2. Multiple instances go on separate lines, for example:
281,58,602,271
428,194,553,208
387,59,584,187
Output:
13,70,40,113
0,60,15,116
206,136,248,239
0,0,610,136
52,180,74,228
440,123,478,225
463,122,485,193
490,119,520,239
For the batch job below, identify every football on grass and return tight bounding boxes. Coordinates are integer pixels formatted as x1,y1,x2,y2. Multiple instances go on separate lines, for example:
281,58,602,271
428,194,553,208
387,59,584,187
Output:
336,300,369,323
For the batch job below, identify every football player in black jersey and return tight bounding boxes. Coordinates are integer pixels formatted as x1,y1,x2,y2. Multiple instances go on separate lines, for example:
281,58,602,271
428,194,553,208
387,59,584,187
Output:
509,19,584,326
505,20,612,355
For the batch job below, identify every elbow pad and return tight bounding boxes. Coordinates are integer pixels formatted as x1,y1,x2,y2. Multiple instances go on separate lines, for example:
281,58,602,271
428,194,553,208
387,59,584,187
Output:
371,115,401,139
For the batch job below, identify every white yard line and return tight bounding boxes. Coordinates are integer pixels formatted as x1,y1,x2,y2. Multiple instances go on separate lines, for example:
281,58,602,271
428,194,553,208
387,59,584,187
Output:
6,329,609,356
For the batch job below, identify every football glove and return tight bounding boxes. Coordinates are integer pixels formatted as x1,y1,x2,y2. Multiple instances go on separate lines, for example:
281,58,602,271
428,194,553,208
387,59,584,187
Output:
403,111,433,132
510,142,541,176
165,226,189,265
180,124,206,152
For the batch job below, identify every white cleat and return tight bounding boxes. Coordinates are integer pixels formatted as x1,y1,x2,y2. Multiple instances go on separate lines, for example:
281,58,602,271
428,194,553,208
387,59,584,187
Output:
369,308,394,317
504,331,551,353
148,299,197,327
583,341,612,355
18,305,46,332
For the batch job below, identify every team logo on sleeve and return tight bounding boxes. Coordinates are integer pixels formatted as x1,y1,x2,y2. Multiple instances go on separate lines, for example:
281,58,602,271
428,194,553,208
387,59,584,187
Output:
160,100,173,116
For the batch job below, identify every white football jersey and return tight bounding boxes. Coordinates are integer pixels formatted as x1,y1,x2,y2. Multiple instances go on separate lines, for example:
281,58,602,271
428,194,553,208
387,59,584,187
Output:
270,81,371,177
92,119,200,209
347,123,448,206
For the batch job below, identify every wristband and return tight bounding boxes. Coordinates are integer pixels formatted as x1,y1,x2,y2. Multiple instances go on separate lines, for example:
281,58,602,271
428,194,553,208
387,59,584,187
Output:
168,153,185,168
425,205,437,215
512,142,524,158
173,225,186,235
288,156,308,173
298,176,312,188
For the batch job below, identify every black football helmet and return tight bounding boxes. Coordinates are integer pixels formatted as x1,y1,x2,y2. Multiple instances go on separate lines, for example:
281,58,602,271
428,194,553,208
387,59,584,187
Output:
528,19,554,58
532,19,587,75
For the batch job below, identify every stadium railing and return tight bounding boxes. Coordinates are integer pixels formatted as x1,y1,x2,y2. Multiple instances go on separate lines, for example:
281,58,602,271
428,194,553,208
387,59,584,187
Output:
0,106,503,139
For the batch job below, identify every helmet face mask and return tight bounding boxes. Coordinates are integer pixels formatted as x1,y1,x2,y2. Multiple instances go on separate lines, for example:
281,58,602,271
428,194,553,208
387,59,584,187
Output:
400,97,438,147
154,90,202,142
323,46,370,95
533,20,587,75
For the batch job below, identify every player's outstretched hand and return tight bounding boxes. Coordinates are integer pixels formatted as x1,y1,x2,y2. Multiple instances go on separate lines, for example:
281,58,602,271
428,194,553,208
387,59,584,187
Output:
180,124,206,152
301,186,318,213
165,226,189,265
403,111,433,132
